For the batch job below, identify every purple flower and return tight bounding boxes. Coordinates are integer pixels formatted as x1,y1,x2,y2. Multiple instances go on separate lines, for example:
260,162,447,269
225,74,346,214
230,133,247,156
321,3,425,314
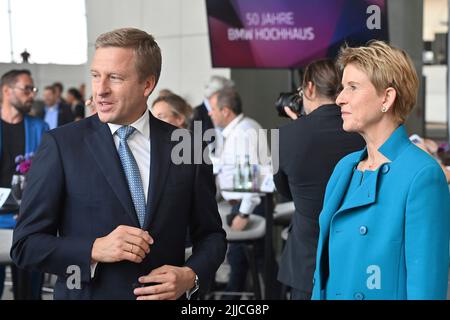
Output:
18,160,32,174
14,154,33,174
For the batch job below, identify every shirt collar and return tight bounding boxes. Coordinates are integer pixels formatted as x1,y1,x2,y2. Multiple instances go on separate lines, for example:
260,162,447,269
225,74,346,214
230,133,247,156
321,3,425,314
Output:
222,113,244,139
45,104,58,111
203,98,212,112
108,110,150,140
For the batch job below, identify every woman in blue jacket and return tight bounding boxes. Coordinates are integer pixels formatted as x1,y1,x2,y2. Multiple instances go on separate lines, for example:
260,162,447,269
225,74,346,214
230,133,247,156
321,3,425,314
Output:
312,41,450,300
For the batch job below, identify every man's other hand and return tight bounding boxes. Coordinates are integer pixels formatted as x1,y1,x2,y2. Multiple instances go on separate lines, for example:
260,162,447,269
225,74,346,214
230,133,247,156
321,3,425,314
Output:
134,265,196,300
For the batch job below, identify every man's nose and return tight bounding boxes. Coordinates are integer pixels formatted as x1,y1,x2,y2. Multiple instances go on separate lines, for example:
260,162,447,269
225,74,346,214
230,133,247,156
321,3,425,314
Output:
96,77,111,96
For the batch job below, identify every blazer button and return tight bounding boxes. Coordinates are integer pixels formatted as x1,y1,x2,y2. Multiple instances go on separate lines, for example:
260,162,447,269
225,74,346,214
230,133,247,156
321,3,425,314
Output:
381,164,390,174
359,226,368,235
354,292,365,300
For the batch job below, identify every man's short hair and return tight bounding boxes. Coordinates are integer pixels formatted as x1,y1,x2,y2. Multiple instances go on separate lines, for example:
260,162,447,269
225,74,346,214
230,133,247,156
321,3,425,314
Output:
204,75,234,99
52,81,64,93
215,87,242,116
95,27,162,86
1,69,31,89
44,85,56,93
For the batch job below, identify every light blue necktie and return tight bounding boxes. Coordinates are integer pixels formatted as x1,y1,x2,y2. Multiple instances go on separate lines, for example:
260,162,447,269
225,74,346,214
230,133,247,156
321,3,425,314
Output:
116,126,146,227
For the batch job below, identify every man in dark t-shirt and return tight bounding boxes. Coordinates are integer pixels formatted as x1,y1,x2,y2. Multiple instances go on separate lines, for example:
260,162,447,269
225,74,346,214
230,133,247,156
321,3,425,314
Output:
0,120,25,188
0,69,48,300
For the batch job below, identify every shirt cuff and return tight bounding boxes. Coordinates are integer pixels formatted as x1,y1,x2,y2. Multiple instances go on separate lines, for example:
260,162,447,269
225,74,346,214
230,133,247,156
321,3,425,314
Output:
90,262,98,279
186,274,199,300
239,194,261,214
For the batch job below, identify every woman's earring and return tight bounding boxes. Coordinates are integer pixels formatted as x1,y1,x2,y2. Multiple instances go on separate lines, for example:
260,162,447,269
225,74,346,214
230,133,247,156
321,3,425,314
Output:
381,106,388,113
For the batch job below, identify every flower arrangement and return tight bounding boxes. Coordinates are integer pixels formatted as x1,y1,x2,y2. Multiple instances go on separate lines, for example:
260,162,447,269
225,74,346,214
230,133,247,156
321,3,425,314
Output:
15,152,34,175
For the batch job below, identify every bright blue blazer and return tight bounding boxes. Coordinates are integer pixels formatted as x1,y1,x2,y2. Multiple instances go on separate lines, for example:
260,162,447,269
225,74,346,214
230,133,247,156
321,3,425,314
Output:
312,125,450,300
0,115,48,228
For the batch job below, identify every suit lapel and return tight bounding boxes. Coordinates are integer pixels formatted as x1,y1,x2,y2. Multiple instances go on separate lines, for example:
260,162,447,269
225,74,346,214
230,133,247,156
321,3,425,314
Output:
85,117,140,227
143,113,172,229
57,104,63,127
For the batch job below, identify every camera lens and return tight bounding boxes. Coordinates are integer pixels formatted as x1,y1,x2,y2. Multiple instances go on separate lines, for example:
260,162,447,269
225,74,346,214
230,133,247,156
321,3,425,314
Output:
275,91,303,117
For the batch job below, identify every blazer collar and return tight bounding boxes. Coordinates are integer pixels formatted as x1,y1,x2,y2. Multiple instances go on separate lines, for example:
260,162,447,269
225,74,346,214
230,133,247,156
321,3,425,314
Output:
144,113,173,229
356,125,410,164
329,125,410,220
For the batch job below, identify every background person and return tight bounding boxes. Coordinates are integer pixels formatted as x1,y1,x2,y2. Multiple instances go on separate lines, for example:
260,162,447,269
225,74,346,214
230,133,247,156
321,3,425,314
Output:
0,69,48,299
66,87,85,121
151,93,193,129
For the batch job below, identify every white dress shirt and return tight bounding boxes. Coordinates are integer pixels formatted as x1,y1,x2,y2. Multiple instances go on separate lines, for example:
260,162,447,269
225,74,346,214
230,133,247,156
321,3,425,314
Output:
211,114,270,214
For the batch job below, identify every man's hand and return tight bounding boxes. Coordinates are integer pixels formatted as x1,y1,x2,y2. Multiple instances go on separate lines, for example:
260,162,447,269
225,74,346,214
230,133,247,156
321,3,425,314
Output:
231,214,249,231
133,265,196,300
284,106,299,120
91,225,153,264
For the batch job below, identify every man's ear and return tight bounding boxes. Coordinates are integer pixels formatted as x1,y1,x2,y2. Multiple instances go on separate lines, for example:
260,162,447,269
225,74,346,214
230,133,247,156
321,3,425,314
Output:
1,85,9,98
143,76,156,97
222,106,230,117
382,87,397,112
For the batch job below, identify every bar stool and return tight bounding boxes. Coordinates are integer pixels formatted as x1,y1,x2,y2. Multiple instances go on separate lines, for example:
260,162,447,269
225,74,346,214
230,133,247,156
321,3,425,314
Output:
0,229,13,266
220,214,266,299
273,201,294,227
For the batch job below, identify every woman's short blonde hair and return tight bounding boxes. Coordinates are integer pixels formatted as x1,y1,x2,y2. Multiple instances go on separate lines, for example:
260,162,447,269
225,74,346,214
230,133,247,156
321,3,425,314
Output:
337,40,419,124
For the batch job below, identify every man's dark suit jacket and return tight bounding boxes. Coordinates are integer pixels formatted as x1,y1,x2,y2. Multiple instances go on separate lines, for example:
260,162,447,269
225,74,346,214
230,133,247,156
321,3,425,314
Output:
189,103,214,137
35,102,75,127
274,104,365,295
11,112,227,299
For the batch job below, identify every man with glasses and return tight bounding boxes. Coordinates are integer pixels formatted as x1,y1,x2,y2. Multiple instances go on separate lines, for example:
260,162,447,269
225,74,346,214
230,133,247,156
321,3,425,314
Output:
0,69,48,299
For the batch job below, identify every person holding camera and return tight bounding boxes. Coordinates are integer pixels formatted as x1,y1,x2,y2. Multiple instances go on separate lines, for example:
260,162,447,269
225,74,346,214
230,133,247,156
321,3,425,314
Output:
274,59,365,300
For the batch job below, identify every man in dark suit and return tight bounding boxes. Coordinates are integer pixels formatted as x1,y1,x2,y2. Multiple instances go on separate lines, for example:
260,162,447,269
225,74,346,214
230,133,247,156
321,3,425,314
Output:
11,27,227,300
274,59,365,299
35,85,74,129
